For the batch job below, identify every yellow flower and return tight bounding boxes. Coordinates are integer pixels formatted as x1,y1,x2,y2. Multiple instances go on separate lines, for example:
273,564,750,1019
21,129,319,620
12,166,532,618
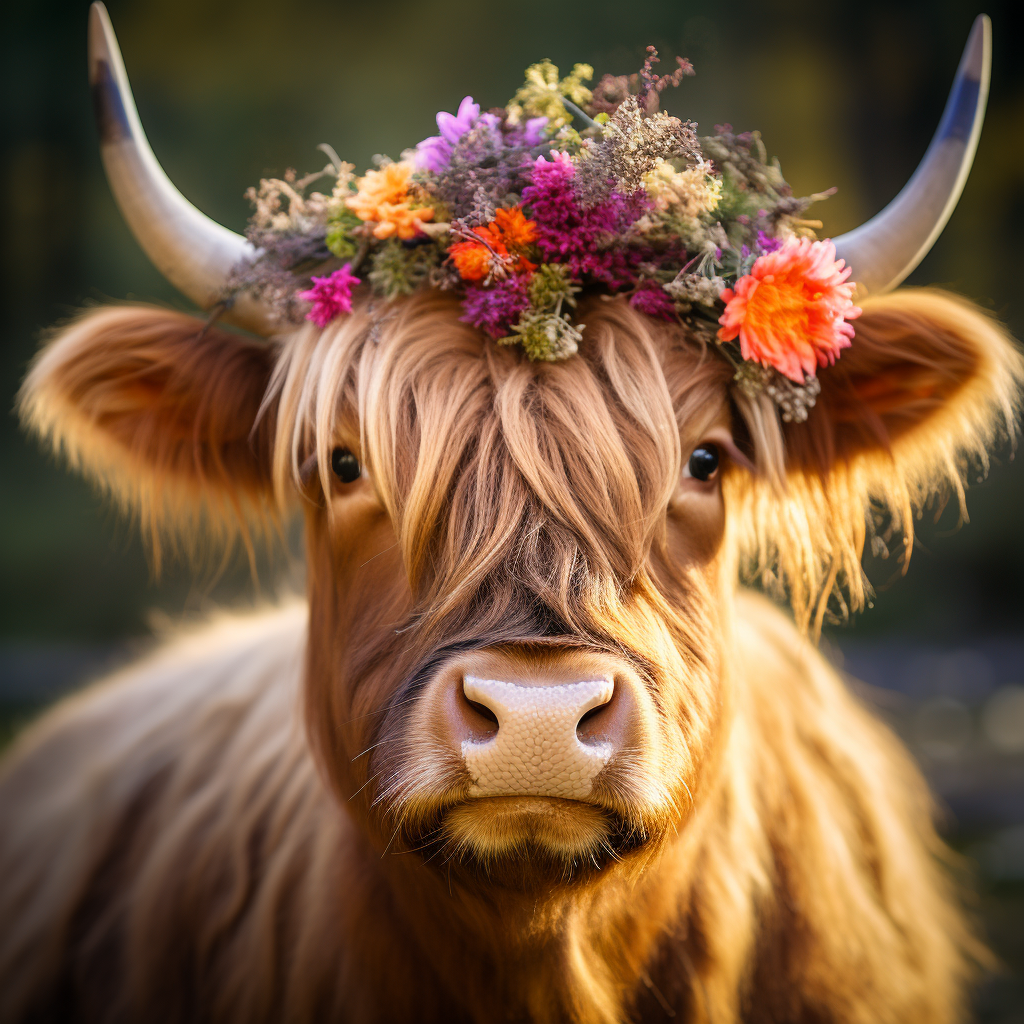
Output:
507,60,593,130
643,160,722,217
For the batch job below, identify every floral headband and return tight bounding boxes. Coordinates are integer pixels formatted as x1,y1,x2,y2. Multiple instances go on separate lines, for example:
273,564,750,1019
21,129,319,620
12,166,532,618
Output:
226,49,859,423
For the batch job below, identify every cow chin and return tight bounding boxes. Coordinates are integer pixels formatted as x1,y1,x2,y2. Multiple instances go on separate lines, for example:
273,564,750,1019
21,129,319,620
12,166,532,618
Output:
442,796,633,869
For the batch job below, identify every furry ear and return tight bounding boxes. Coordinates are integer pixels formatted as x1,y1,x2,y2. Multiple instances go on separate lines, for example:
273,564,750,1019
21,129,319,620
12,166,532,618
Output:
785,289,1020,472
18,305,279,562
730,288,1023,634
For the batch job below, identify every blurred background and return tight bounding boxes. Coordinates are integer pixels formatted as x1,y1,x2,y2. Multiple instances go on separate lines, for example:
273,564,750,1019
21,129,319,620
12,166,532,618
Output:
3,0,1023,1016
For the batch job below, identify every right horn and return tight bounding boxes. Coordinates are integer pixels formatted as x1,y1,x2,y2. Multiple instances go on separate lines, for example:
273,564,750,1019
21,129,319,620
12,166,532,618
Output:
832,14,991,296
88,2,277,336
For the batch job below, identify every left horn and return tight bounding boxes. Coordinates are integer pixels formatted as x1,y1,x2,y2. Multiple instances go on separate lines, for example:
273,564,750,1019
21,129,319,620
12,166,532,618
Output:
833,14,991,295
88,2,276,336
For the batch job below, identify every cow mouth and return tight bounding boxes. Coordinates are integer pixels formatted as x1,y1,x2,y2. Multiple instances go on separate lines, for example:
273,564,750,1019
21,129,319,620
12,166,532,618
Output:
404,795,653,873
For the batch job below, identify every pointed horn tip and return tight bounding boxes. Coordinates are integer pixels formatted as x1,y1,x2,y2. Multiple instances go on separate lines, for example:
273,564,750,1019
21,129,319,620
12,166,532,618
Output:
961,14,992,81
88,3,117,82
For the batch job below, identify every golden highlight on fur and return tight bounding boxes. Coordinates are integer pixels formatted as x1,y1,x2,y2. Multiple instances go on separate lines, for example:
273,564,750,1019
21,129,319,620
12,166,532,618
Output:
2,288,1021,1023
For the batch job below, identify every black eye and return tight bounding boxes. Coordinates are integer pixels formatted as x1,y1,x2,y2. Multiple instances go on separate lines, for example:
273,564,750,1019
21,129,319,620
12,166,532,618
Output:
687,444,720,482
331,447,361,484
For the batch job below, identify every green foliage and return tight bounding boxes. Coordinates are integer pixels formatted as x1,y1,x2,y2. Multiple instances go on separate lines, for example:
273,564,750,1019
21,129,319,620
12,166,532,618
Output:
325,207,362,259
529,263,579,313
367,240,442,301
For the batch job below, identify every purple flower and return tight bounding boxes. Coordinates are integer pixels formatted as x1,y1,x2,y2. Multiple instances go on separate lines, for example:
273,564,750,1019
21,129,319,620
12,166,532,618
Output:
523,116,549,145
522,153,647,288
437,96,480,144
629,282,676,321
416,96,482,173
459,277,531,338
298,264,360,328
756,230,783,254
416,136,453,174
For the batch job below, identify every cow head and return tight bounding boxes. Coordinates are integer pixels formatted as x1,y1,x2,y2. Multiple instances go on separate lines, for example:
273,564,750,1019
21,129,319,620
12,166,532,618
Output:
18,9,1022,884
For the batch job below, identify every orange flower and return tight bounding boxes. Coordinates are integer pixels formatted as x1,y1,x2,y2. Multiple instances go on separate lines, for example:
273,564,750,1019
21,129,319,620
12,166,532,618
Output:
447,209,539,282
491,206,538,250
449,227,507,282
346,161,434,240
346,161,413,222
371,202,434,240
717,238,860,383
514,255,538,275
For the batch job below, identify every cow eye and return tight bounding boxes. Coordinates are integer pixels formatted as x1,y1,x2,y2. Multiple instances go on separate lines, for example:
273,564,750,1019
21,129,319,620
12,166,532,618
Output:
331,447,361,484
686,444,720,482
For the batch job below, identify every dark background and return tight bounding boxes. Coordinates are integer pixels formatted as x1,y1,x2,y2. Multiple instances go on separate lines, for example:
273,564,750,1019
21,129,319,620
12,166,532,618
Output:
3,0,1023,1017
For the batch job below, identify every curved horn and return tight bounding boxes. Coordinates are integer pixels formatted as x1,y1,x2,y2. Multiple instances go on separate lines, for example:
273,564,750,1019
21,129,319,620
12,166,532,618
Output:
833,14,991,295
88,2,276,336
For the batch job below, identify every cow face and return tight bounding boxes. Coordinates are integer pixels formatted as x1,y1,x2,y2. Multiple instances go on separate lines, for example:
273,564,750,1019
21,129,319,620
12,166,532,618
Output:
19,286,1021,880
46,8,1015,887
287,294,739,873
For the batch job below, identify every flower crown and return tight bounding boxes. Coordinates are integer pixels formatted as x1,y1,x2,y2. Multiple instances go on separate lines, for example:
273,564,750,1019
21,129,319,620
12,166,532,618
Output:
227,49,860,422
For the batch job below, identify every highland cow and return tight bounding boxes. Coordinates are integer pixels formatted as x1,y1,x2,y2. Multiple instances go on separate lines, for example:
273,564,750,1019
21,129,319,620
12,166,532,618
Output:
0,8,1019,1024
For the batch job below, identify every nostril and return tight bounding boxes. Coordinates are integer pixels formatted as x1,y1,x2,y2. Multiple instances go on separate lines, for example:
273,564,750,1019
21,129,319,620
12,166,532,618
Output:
465,698,499,728
576,684,615,742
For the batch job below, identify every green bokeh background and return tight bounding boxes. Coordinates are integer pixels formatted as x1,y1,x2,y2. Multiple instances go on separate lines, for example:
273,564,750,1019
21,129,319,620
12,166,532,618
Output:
4,0,1024,643
3,1,1024,1016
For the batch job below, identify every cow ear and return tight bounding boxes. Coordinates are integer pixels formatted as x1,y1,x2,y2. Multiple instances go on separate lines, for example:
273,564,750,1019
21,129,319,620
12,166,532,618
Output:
784,289,1021,472
731,288,1023,635
18,305,280,561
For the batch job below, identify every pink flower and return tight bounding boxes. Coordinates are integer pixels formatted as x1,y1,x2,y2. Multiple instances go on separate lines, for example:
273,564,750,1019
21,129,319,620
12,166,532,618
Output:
717,238,860,383
298,264,361,328
522,116,549,145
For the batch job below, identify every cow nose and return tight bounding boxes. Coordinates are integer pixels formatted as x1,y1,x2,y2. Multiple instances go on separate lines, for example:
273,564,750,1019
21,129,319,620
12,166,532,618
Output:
459,675,616,800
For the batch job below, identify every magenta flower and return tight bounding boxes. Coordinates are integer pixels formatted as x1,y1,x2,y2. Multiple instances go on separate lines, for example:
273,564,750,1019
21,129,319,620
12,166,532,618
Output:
459,276,532,338
522,153,647,288
756,230,783,254
629,282,676,320
298,264,361,328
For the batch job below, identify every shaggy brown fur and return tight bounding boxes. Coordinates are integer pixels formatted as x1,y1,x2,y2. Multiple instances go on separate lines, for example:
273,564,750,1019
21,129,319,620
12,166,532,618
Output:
2,289,1021,1023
